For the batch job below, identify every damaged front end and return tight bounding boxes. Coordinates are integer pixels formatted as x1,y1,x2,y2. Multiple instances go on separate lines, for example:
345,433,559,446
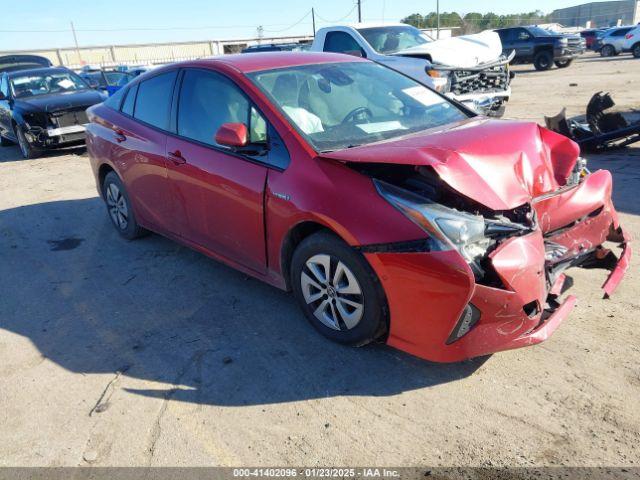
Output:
330,120,630,361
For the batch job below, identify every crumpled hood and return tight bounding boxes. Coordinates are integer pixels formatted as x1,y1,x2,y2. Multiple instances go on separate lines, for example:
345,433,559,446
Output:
393,30,504,69
319,118,580,211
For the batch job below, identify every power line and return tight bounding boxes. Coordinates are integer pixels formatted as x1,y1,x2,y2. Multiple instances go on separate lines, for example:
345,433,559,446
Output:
263,10,312,33
314,3,358,23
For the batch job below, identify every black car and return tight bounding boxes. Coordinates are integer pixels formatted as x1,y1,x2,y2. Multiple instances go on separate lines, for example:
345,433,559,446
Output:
495,26,586,70
0,57,106,159
78,68,134,96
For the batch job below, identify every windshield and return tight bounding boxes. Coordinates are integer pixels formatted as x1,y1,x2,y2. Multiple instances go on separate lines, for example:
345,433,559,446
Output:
10,71,89,98
527,26,553,36
358,26,430,54
248,62,469,152
104,71,133,87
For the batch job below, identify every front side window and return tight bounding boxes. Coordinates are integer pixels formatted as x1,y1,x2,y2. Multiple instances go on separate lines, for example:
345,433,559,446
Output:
358,26,430,54
10,71,89,98
248,61,469,152
323,32,365,56
133,71,177,130
177,69,256,147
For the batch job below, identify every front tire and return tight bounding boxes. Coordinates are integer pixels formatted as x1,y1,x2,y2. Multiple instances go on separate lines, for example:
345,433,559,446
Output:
533,51,553,71
291,231,388,347
15,126,41,159
0,135,13,147
633,43,640,58
554,59,573,68
103,171,147,240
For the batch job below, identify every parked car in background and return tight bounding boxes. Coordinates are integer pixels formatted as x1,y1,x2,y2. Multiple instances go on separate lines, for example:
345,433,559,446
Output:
79,67,135,96
0,54,52,73
596,26,635,56
126,65,157,77
621,25,640,57
242,43,311,53
580,28,606,50
0,63,105,158
310,23,513,117
85,53,628,363
495,26,586,70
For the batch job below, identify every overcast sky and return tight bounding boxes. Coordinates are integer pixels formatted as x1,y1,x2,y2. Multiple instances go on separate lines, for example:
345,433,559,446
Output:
1,0,586,50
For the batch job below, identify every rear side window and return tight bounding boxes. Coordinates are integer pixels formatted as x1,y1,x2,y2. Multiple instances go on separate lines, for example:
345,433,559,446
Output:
323,31,364,56
121,84,137,116
133,71,177,130
611,28,632,37
177,69,250,147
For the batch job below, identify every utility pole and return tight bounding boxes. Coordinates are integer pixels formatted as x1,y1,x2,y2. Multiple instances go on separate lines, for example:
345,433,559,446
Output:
357,0,362,22
436,0,440,39
312,7,316,35
257,25,264,44
70,21,82,65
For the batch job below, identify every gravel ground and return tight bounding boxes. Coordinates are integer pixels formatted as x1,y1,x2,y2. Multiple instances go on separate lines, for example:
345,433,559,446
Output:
0,52,639,468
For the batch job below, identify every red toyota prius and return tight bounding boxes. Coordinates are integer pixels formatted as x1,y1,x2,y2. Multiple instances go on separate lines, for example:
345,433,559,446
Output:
86,53,630,363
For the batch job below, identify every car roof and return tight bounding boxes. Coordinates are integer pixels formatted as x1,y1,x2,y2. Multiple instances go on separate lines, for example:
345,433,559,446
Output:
181,52,367,74
7,67,71,78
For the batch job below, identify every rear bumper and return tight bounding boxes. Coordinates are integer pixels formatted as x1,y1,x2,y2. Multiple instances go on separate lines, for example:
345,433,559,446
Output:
364,171,629,363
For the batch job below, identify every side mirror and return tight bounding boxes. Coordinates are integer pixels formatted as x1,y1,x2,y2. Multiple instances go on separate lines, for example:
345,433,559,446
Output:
215,122,248,148
344,49,365,58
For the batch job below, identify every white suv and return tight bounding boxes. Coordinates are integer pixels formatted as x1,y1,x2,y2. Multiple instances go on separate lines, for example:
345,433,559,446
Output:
622,25,640,58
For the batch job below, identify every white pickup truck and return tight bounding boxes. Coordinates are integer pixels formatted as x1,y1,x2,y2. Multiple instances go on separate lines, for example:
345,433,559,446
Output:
310,23,514,117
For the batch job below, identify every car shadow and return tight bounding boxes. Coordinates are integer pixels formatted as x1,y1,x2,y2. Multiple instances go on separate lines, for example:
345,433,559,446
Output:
0,197,488,407
0,144,86,162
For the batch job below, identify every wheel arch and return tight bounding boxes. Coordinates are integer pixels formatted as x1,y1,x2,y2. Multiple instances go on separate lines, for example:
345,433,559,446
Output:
97,163,116,199
280,220,346,291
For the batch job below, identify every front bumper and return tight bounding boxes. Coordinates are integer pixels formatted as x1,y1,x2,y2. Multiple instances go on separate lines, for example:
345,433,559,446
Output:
555,46,585,60
23,124,86,148
364,170,630,363
448,87,511,117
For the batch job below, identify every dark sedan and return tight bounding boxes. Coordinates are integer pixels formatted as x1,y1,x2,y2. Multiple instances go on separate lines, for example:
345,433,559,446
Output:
0,67,106,158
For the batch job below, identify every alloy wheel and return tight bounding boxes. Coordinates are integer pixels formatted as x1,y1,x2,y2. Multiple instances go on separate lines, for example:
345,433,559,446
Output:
300,254,364,331
106,183,129,230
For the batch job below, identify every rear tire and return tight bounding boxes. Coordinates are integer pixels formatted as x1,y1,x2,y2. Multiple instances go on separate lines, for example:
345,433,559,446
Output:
15,126,41,159
533,51,553,71
102,171,147,240
554,59,573,68
291,231,388,347
600,44,615,57
633,43,640,58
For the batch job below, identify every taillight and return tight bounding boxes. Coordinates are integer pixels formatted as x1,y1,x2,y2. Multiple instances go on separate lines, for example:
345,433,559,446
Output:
625,33,634,39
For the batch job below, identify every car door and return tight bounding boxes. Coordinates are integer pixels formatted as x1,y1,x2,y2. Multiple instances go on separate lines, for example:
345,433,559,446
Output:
107,71,178,233
511,28,534,58
0,74,11,139
609,27,632,51
165,68,271,274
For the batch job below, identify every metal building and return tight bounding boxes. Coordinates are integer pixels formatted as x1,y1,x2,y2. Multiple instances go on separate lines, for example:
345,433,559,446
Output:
550,0,640,27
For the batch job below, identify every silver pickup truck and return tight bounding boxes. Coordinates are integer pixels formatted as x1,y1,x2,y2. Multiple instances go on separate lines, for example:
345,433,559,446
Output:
310,23,514,117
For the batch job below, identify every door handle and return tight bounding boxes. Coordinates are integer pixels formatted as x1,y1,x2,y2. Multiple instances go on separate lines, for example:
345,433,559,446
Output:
168,150,186,165
114,128,126,143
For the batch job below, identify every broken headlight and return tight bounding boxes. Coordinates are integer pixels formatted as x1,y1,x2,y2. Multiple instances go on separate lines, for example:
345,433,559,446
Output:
374,180,529,277
426,69,450,93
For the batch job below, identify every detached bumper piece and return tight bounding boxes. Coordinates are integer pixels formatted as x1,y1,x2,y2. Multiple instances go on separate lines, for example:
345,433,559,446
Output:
544,92,640,151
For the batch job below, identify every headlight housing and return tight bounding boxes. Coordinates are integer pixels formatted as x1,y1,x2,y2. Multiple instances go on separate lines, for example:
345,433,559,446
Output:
426,68,450,93
374,180,530,278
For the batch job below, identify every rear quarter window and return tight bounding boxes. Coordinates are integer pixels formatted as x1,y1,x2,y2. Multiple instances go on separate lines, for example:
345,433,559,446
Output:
121,84,138,116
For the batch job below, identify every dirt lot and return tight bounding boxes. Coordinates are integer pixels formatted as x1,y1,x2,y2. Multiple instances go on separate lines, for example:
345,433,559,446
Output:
0,52,639,468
